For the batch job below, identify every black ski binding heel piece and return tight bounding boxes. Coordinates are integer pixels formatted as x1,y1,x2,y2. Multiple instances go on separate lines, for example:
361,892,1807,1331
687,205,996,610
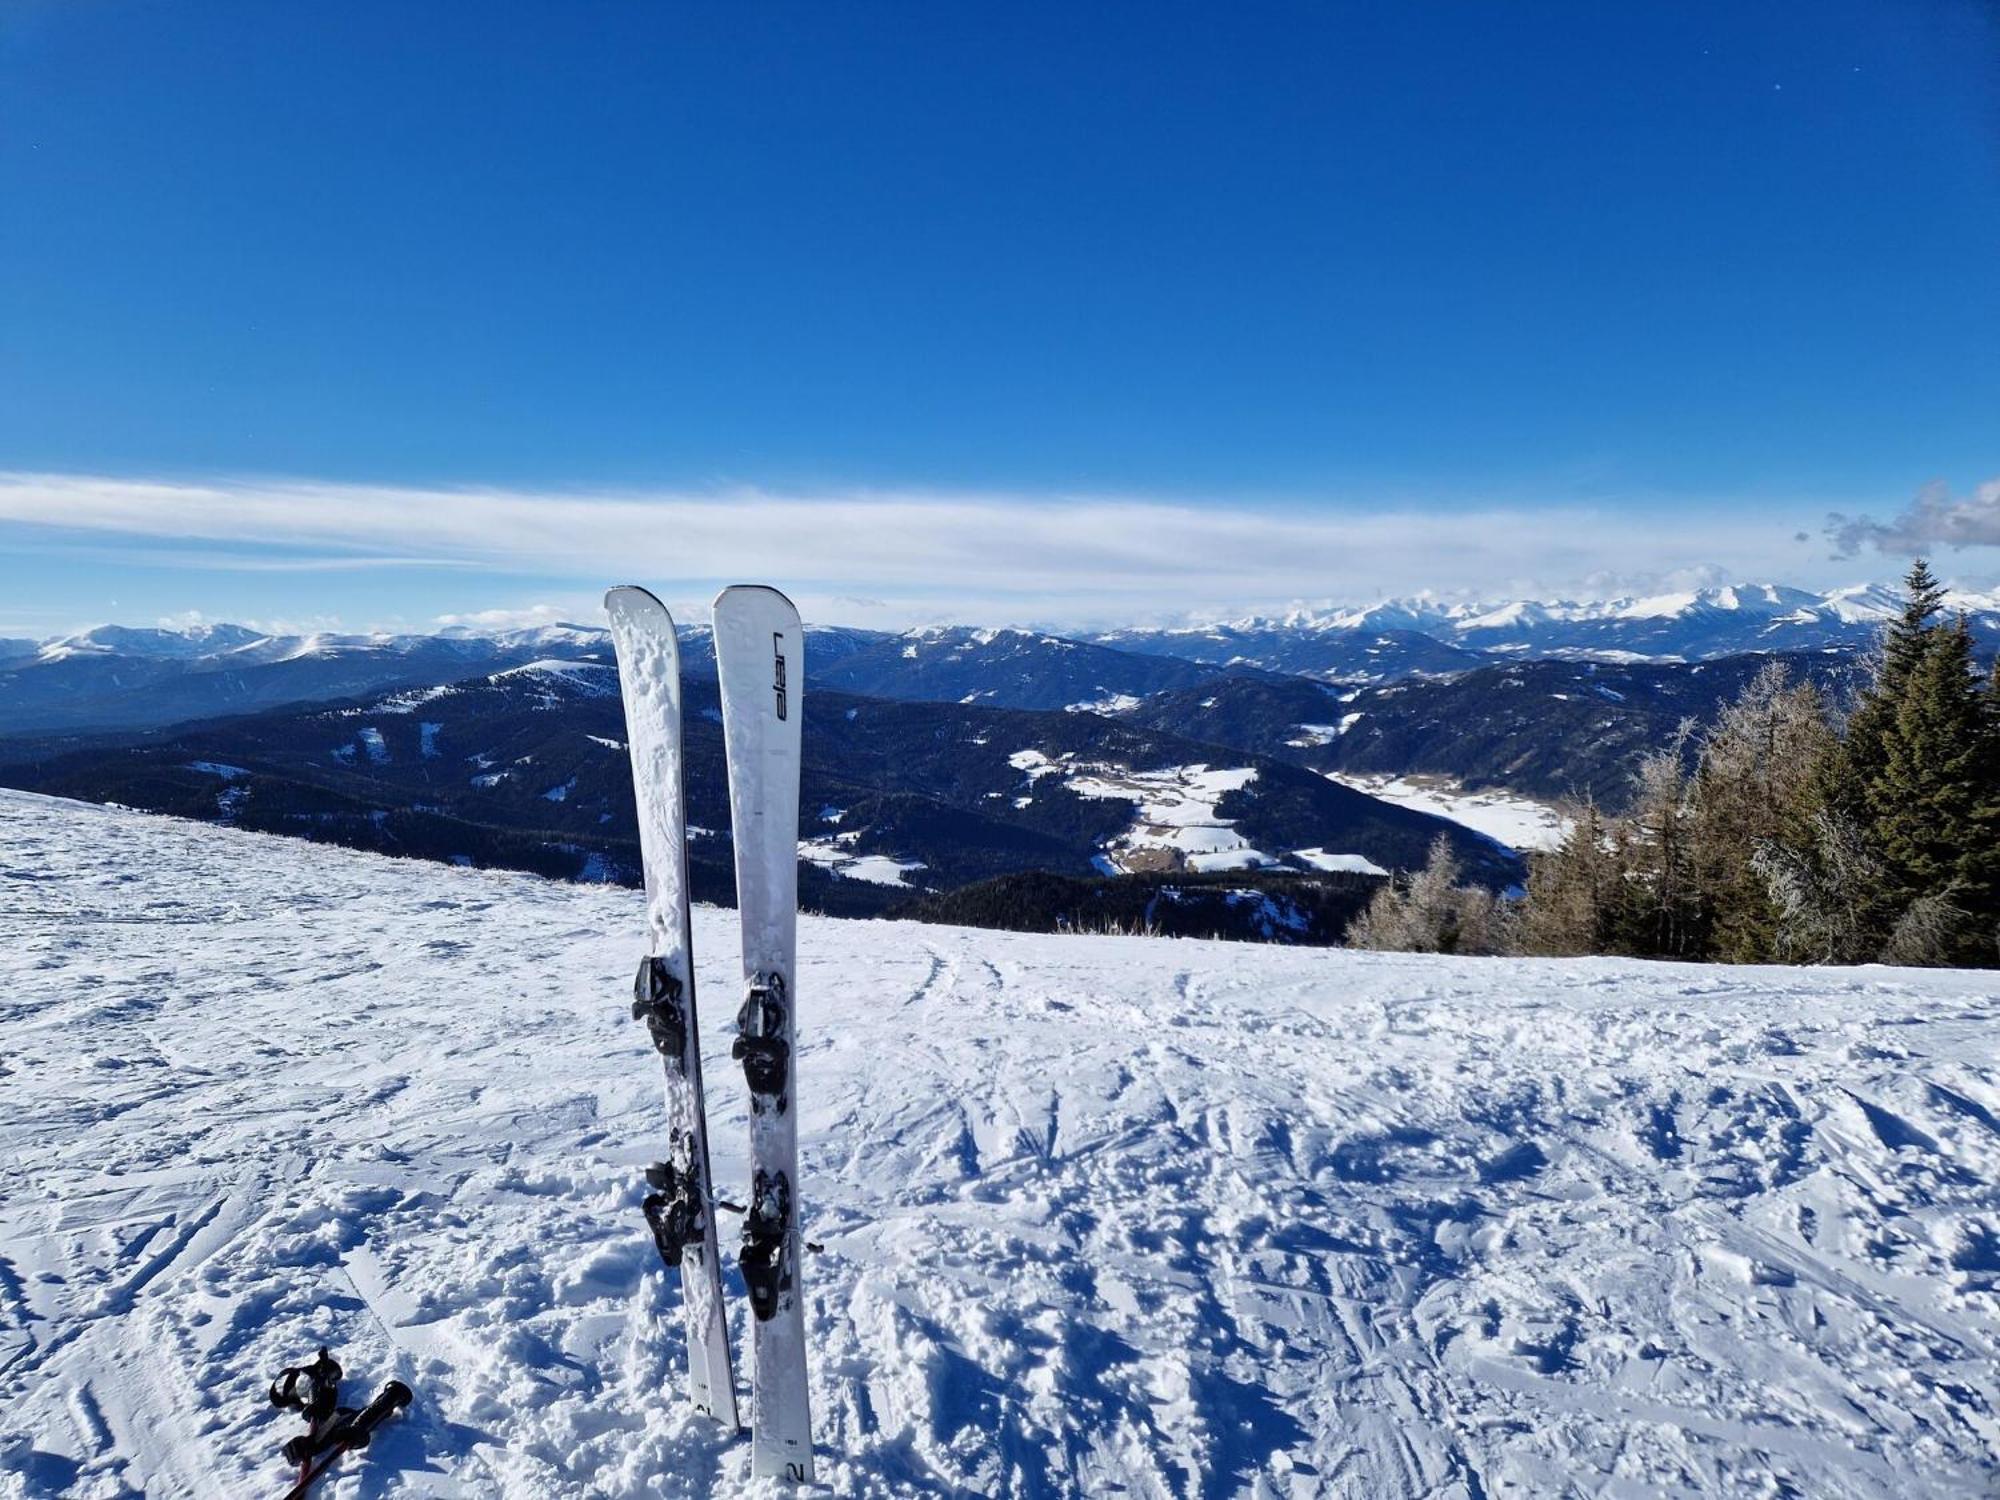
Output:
641,1155,706,1262
733,973,789,1111
738,1169,794,1321
632,956,689,1067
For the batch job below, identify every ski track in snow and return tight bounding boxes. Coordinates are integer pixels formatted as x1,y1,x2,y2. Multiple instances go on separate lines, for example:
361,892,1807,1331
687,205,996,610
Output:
1,789,1997,1498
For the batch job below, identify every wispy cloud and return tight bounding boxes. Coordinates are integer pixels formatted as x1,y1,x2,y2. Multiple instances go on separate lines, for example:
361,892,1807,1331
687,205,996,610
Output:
432,603,576,632
1826,479,2000,559
154,607,352,635
1,469,1985,628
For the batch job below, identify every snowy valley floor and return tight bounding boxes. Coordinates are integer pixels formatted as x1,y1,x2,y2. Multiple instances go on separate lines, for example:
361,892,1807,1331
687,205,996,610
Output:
1,791,1996,1499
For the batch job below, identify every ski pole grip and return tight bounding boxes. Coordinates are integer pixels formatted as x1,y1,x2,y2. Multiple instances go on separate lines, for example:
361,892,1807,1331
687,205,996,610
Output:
345,1381,413,1451
365,1381,414,1422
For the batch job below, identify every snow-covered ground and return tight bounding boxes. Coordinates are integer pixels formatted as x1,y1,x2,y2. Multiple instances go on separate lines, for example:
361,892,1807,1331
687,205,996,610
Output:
1327,773,1569,853
2,790,1995,1499
1290,848,1389,877
1010,752,1288,874
797,836,927,889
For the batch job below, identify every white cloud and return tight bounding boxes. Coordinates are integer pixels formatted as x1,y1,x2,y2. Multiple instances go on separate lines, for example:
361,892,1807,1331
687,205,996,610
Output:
155,609,218,631
3,469,1990,629
433,603,575,631
150,607,352,636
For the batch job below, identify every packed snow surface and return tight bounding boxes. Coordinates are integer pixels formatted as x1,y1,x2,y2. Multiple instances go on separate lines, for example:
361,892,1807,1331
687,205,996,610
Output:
2,791,1996,1498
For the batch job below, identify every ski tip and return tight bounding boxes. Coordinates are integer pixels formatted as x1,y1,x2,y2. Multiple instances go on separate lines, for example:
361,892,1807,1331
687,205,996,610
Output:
712,583,799,615
603,583,670,616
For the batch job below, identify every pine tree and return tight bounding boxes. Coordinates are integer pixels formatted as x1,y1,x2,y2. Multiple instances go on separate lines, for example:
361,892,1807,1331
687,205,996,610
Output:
1517,799,1617,956
1860,612,2000,964
1752,806,1889,964
1609,732,1705,959
1874,615,1983,891
1689,662,1835,962
1806,557,2000,961
1346,835,1511,955
1825,558,1948,822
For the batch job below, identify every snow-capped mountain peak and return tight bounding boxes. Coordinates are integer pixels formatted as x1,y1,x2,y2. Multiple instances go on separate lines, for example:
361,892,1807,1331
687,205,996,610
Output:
1199,580,1950,641
1089,581,1999,682
1275,596,1460,635
1609,583,1813,621
1452,599,1558,632
37,621,270,662
1814,583,1902,621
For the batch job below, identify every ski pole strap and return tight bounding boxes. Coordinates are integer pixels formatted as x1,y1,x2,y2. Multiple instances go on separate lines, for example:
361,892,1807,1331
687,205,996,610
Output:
269,1347,342,1422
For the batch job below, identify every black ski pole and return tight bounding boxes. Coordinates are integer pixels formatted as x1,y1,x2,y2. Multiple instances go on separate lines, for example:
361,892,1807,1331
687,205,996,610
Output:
278,1380,412,1500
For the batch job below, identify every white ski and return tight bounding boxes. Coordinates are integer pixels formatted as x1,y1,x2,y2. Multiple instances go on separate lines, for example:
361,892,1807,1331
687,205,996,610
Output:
713,584,815,1482
603,585,740,1430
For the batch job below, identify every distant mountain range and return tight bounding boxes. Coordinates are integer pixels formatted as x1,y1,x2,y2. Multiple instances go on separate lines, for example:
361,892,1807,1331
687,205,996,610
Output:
6,581,1994,738
3,578,1991,937
0,659,1520,919
812,625,1226,709
0,621,616,735
1096,582,2000,676
1116,650,1870,805
0,618,1214,734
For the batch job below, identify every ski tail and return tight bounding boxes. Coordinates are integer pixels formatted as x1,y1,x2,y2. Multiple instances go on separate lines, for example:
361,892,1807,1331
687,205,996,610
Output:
713,584,814,1482
604,585,740,1430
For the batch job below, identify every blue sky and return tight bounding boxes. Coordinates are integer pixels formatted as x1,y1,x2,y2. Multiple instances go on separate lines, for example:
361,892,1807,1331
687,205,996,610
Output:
2,1,1997,634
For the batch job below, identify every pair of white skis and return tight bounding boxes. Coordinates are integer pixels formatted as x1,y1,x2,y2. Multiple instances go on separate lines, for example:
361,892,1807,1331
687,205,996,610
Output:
605,583,813,1484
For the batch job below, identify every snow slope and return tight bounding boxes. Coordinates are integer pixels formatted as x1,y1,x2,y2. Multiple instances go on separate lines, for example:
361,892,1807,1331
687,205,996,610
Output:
1325,773,1569,854
2,790,1995,1498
